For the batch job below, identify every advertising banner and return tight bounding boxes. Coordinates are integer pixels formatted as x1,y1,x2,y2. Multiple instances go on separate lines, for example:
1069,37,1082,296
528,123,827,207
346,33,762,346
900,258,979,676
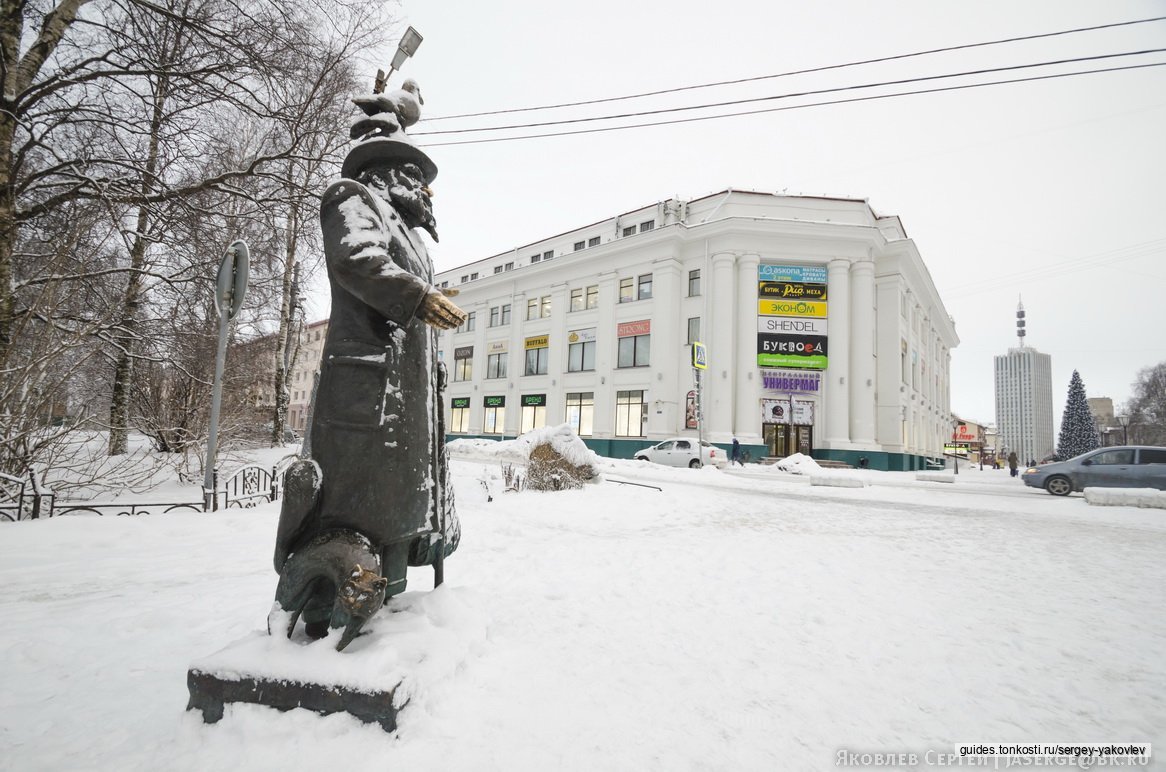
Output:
761,399,791,423
685,390,698,429
758,316,829,335
522,394,546,407
758,281,827,300
758,265,828,284
792,400,814,425
617,319,651,337
567,327,596,344
451,397,470,408
453,345,473,360
761,369,822,393
524,335,549,350
757,334,828,369
757,299,828,317
484,395,505,407
487,340,508,354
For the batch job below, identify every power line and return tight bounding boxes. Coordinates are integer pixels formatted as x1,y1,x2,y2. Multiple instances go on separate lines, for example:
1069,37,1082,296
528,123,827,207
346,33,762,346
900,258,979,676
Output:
419,61,1166,148
414,48,1166,137
422,16,1166,122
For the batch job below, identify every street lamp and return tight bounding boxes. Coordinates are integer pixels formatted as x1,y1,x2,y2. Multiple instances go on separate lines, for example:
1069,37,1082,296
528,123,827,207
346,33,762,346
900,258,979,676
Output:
1117,414,1130,445
374,26,423,93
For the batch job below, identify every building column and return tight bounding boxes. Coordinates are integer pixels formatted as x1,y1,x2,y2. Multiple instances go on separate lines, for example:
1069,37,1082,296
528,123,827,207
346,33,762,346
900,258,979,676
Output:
824,258,850,446
649,258,682,436
708,252,736,441
734,254,761,441
848,259,876,445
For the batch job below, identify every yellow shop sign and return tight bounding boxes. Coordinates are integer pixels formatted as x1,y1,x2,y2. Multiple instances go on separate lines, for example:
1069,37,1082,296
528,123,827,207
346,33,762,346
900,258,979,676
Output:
757,299,828,317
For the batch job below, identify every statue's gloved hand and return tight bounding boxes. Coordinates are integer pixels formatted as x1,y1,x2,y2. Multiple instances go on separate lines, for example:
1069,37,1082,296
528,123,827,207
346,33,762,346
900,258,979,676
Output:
418,289,467,330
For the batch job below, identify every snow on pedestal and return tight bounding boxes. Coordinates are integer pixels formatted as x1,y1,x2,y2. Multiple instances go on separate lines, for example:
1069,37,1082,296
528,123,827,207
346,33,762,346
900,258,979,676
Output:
186,585,488,731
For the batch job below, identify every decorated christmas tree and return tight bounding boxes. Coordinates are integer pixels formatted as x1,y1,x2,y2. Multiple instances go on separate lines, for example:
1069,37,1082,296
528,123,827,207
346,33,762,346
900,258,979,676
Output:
1056,370,1101,459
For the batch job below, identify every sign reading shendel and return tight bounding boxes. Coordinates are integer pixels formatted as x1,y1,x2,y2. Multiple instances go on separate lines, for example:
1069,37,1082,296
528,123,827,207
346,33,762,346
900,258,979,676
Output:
756,264,828,369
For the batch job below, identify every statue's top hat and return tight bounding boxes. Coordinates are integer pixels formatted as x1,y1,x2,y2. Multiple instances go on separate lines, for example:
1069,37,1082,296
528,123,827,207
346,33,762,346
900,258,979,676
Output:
341,84,437,184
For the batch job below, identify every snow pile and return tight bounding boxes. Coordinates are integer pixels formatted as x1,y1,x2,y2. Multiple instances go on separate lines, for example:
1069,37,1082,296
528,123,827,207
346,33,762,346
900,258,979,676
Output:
772,452,822,475
1084,487,1166,509
448,424,605,471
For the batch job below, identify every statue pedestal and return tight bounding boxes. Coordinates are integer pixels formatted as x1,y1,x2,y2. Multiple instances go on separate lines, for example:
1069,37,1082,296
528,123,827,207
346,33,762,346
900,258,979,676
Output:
187,667,404,731
184,587,486,733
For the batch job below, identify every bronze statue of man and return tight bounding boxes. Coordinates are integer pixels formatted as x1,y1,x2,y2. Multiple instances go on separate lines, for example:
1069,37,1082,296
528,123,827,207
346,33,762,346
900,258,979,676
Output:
269,87,466,650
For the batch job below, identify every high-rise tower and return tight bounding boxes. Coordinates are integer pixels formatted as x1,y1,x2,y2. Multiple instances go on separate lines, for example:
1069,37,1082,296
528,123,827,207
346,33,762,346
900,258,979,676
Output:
994,298,1054,462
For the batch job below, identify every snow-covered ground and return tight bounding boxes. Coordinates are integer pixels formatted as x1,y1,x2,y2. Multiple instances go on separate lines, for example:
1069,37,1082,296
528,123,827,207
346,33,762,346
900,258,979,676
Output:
1,442,1162,771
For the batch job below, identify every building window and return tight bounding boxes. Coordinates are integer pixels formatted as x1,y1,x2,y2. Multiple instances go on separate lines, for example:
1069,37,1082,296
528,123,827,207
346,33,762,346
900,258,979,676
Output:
618,334,650,368
525,336,549,375
573,284,598,311
494,265,503,274
639,220,654,232
619,277,634,303
483,397,505,434
501,304,511,325
687,317,700,345
527,297,540,321
637,274,653,300
461,275,469,283
543,250,553,261
504,261,514,271
565,392,594,436
622,225,636,237
470,272,479,280
458,311,476,334
588,236,600,247
540,295,551,318
486,351,507,379
450,398,470,433
615,390,646,437
520,394,547,433
688,269,701,297
574,241,585,251
531,254,541,263
489,306,500,327
453,348,473,381
568,329,596,372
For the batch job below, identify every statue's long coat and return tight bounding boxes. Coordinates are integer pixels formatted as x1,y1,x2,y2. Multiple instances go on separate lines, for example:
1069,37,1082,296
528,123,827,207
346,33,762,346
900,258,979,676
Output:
305,178,453,554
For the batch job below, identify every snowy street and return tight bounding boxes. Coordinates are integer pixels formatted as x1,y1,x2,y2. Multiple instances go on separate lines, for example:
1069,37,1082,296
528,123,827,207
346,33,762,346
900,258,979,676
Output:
1,451,1162,771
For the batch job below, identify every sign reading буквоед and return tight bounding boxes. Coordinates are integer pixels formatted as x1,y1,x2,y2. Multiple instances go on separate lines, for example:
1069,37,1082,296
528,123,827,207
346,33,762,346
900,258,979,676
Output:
756,264,828,368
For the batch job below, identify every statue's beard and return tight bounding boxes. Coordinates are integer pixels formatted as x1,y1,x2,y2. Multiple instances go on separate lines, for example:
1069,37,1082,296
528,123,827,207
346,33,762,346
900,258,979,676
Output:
389,182,438,242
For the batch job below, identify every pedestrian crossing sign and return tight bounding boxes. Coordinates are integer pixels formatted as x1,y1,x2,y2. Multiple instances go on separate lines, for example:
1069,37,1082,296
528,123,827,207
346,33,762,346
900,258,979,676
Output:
692,341,708,370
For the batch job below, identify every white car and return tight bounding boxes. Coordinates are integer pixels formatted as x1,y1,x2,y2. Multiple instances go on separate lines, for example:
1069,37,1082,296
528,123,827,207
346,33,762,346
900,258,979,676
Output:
633,438,727,469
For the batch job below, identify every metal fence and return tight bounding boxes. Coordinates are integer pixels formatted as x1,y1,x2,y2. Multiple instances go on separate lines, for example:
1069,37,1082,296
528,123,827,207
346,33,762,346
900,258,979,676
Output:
3,455,298,521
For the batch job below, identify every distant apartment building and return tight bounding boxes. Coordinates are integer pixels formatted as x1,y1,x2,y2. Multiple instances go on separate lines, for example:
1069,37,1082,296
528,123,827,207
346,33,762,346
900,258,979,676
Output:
288,318,329,432
994,346,1054,463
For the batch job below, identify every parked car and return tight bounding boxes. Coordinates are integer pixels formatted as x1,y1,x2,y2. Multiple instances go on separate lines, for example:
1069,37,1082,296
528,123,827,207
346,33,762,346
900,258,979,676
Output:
1021,446,1166,496
634,438,727,469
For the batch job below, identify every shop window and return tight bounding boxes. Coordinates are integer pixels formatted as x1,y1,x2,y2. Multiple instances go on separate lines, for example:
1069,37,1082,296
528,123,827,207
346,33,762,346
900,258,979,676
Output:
615,390,646,437
565,392,594,436
486,352,507,379
568,338,596,372
617,334,650,368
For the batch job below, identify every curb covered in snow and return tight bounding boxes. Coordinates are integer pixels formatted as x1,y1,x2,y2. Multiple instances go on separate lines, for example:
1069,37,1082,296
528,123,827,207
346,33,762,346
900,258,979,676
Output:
915,473,955,484
1083,487,1166,509
809,475,866,488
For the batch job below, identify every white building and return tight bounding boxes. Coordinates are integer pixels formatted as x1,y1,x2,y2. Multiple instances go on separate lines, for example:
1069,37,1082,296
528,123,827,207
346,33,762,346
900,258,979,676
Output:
435,189,958,470
994,347,1054,464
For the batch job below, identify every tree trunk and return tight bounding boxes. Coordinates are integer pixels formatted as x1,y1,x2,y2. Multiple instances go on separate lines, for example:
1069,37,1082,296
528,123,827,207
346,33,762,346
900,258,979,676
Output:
108,72,170,455
270,199,301,446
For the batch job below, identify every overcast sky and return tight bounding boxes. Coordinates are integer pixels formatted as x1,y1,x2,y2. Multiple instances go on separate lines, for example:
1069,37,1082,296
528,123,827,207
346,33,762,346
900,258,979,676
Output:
347,0,1166,429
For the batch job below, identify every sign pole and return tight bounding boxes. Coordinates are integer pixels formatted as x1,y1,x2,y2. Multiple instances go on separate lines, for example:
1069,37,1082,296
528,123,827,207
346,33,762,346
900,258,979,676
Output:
691,341,708,463
203,240,250,510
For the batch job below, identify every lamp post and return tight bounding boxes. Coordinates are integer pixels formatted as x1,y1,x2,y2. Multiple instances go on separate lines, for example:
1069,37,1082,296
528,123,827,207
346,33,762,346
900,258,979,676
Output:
374,26,423,93
1117,414,1130,446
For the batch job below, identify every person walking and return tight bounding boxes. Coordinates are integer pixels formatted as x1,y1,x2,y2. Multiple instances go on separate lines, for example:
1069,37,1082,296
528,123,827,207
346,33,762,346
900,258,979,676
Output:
1007,451,1019,478
731,437,743,467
